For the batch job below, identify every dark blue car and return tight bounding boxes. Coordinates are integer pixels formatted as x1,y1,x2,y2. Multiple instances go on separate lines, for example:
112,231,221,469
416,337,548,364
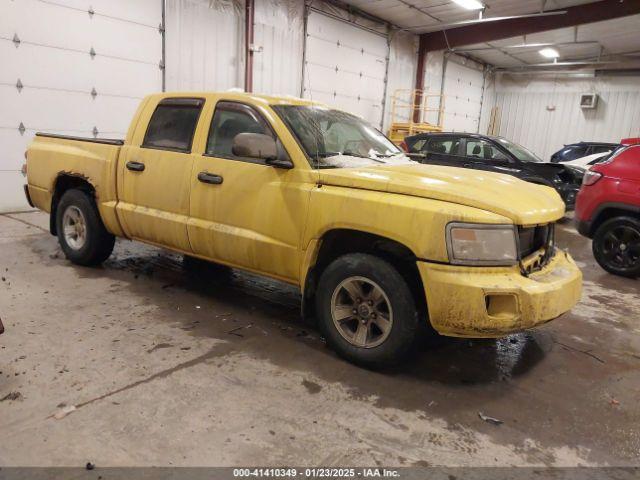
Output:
550,141,620,163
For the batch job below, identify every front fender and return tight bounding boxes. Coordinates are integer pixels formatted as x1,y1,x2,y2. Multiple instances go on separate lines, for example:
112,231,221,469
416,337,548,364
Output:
302,185,511,266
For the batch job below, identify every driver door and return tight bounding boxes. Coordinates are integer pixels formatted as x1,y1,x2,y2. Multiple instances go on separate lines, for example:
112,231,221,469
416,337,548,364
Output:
187,101,309,283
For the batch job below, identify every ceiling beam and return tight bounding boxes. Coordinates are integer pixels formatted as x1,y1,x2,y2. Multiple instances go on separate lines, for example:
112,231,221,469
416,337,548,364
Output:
451,40,601,53
419,0,640,52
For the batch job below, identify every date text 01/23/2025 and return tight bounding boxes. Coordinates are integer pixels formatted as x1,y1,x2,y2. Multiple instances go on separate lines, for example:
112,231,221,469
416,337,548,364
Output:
232,468,400,478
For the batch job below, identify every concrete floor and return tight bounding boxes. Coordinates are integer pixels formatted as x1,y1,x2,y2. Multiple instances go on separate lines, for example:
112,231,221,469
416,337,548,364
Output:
0,211,638,467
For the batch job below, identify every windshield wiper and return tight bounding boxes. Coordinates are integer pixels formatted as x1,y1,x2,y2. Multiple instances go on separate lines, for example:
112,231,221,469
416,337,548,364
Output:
342,150,378,160
314,151,385,162
314,152,341,158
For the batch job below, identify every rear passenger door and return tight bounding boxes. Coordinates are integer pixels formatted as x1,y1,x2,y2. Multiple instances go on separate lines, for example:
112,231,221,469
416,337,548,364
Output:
117,97,205,252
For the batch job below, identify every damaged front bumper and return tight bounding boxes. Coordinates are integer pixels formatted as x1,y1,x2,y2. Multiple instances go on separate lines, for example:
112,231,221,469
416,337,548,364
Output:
418,250,582,338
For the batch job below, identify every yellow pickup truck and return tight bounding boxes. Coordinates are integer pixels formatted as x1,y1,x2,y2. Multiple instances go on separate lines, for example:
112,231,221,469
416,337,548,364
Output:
24,92,581,367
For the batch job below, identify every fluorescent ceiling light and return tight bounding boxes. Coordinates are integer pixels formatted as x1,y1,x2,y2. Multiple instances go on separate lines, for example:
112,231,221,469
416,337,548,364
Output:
451,0,484,10
539,47,560,58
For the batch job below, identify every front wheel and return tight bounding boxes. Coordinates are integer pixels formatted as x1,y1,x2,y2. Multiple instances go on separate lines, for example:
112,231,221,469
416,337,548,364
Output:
56,189,115,266
315,253,419,368
592,216,640,278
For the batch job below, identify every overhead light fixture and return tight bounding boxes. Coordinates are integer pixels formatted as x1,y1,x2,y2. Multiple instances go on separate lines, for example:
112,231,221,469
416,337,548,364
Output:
539,47,560,59
451,0,484,10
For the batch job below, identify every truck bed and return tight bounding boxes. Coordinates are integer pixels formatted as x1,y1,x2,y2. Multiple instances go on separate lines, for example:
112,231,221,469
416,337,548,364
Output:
26,132,126,237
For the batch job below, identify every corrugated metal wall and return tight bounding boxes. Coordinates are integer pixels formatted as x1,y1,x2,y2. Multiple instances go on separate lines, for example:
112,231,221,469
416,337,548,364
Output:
253,0,304,97
423,50,444,126
165,0,245,91
493,75,640,160
384,30,417,132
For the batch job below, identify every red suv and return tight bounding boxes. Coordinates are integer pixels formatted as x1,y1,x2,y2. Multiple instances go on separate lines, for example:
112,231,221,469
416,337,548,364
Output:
575,144,640,277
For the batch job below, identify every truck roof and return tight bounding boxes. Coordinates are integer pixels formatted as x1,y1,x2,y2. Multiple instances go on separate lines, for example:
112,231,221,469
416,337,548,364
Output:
150,91,325,107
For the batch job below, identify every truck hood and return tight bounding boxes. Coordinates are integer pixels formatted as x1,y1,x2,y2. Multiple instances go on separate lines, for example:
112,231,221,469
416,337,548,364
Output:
318,163,565,225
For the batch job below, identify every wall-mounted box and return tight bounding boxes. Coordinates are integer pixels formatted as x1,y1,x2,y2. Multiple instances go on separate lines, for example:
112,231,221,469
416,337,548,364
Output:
580,93,599,109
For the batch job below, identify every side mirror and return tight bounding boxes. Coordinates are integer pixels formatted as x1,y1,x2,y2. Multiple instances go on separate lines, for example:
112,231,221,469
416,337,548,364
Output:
232,133,293,169
232,133,276,160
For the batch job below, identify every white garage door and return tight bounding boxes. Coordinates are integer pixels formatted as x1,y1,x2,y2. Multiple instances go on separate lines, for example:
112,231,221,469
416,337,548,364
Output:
303,10,388,129
442,60,484,133
0,0,162,212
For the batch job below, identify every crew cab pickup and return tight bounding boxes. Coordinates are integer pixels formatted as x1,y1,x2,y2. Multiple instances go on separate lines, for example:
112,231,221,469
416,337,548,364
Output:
24,92,582,367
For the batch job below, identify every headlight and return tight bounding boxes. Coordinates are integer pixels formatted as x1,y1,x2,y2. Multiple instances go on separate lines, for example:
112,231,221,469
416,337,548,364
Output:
446,223,518,266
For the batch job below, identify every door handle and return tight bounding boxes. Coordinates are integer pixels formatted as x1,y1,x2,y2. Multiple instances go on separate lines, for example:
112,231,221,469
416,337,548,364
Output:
197,172,223,185
126,161,145,172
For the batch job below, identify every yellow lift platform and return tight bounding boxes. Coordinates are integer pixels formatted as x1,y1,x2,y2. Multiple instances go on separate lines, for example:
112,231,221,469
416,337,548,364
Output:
387,89,445,146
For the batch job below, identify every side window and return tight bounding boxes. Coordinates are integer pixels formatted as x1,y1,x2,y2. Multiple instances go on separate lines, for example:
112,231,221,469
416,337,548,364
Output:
592,145,612,154
410,139,427,151
561,146,587,161
143,98,204,152
206,102,272,160
465,139,509,161
426,137,460,155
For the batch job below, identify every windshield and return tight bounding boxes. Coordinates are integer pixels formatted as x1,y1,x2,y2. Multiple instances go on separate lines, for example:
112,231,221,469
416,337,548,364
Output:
494,137,543,163
272,105,411,168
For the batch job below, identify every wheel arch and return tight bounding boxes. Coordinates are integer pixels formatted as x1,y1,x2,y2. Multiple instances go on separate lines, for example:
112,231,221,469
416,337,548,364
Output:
301,228,426,323
50,173,96,236
589,202,640,237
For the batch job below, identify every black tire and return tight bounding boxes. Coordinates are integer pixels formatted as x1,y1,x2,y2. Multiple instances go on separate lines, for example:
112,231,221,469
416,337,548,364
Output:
592,216,640,278
315,253,419,368
55,189,115,266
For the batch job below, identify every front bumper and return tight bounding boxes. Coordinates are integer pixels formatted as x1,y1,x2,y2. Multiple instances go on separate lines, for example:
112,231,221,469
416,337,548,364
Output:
418,250,582,338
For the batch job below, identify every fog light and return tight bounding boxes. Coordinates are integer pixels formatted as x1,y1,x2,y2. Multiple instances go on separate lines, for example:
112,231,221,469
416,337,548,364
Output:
485,293,519,319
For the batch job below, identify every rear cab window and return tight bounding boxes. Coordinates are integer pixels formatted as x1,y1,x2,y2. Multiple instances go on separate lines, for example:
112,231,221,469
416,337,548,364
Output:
143,98,204,152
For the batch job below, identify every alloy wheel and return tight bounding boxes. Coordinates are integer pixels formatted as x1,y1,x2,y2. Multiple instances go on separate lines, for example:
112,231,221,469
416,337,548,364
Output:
330,276,393,348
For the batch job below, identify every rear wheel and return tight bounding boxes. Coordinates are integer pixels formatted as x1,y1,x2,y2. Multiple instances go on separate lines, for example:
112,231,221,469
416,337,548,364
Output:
55,189,115,266
315,253,419,368
592,216,640,278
